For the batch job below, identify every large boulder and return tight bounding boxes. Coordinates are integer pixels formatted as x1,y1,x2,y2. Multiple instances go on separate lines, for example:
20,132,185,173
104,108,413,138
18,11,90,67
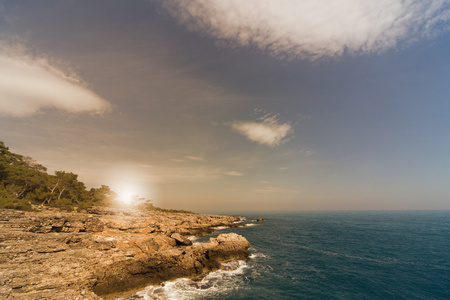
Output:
204,233,251,262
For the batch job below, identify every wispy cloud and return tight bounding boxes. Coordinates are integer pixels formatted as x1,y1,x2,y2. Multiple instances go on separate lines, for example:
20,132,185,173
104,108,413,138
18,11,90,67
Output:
225,171,243,176
0,41,110,117
185,156,205,161
232,114,292,147
304,151,316,157
252,186,280,194
162,0,450,59
170,158,186,163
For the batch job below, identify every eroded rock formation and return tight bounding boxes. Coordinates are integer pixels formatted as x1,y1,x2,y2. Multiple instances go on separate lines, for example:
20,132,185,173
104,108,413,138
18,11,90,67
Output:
0,207,249,299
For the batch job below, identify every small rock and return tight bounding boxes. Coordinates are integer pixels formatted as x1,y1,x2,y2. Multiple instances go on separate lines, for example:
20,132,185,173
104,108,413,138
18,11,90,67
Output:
171,233,193,246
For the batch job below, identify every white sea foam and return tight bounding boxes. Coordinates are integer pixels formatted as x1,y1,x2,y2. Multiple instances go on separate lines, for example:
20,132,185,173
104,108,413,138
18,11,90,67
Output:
246,223,258,227
188,236,204,246
123,260,249,299
187,236,198,242
234,217,246,224
249,253,267,259
213,226,229,230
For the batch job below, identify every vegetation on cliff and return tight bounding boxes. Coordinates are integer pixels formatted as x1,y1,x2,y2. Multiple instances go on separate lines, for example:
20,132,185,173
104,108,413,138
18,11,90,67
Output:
0,141,188,213
0,141,117,211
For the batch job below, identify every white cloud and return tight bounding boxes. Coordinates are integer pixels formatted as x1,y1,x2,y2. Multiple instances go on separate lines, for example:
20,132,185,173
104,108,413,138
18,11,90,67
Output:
232,114,292,147
163,0,450,59
0,42,110,117
225,171,243,176
185,156,205,161
304,151,316,157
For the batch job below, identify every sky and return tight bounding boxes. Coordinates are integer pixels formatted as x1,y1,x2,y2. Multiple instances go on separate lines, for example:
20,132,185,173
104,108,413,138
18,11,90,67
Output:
1,0,450,212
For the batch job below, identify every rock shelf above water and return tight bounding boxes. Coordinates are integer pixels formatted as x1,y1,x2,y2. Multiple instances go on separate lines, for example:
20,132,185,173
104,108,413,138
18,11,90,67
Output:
0,207,250,299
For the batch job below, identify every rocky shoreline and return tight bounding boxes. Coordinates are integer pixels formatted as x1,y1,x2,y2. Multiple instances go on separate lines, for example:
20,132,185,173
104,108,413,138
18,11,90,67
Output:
0,207,251,299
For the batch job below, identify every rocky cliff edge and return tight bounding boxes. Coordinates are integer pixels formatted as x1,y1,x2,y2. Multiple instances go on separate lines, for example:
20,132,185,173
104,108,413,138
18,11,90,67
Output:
0,207,250,299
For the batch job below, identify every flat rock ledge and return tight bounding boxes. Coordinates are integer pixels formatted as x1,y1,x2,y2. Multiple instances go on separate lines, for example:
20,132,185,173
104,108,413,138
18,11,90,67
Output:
0,207,250,299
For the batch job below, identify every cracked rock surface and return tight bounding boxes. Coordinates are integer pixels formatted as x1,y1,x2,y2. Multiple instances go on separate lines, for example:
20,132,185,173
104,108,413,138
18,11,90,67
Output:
0,207,249,299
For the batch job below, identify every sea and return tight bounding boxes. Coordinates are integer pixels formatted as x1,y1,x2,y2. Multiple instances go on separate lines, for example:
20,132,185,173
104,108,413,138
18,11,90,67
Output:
120,211,450,299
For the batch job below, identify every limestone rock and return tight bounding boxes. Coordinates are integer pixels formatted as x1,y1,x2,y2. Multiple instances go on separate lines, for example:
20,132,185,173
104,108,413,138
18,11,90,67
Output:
92,233,250,297
171,233,193,246
84,217,105,232
0,207,250,299
130,234,176,254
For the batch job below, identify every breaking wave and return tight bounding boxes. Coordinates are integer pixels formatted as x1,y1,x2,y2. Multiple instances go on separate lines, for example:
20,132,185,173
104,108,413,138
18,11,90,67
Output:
213,226,229,230
120,260,251,300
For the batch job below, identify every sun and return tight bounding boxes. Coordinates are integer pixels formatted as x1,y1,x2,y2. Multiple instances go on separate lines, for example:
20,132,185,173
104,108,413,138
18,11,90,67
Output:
105,165,158,207
115,184,137,206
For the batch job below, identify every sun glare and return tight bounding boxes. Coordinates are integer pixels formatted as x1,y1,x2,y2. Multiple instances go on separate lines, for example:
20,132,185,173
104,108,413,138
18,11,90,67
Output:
115,184,137,205
104,165,159,207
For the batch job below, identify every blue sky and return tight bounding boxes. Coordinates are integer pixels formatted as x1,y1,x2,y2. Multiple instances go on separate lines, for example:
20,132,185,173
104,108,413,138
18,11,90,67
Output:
1,1,449,211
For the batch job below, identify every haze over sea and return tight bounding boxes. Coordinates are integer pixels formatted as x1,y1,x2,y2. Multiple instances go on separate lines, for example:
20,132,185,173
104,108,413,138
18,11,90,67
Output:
124,210,450,299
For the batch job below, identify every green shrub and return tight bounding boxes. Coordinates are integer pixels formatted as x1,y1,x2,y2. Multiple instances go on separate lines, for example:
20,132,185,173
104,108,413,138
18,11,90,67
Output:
0,196,32,211
52,198,75,211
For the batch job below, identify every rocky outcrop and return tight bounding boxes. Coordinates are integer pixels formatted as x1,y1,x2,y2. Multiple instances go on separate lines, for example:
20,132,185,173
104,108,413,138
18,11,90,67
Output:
93,233,250,297
0,207,250,299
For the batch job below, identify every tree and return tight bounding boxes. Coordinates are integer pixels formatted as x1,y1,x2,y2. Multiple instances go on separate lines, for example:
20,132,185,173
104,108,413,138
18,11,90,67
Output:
0,142,92,210
0,141,156,212
41,171,88,208
88,185,117,206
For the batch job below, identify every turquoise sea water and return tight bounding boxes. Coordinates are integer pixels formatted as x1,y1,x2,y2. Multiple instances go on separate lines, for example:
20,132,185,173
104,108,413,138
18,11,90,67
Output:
123,211,450,299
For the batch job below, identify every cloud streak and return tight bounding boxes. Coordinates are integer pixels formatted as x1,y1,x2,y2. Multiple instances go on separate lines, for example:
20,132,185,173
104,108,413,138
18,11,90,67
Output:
225,171,243,176
232,114,292,147
0,42,110,117
185,156,205,161
163,0,450,59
